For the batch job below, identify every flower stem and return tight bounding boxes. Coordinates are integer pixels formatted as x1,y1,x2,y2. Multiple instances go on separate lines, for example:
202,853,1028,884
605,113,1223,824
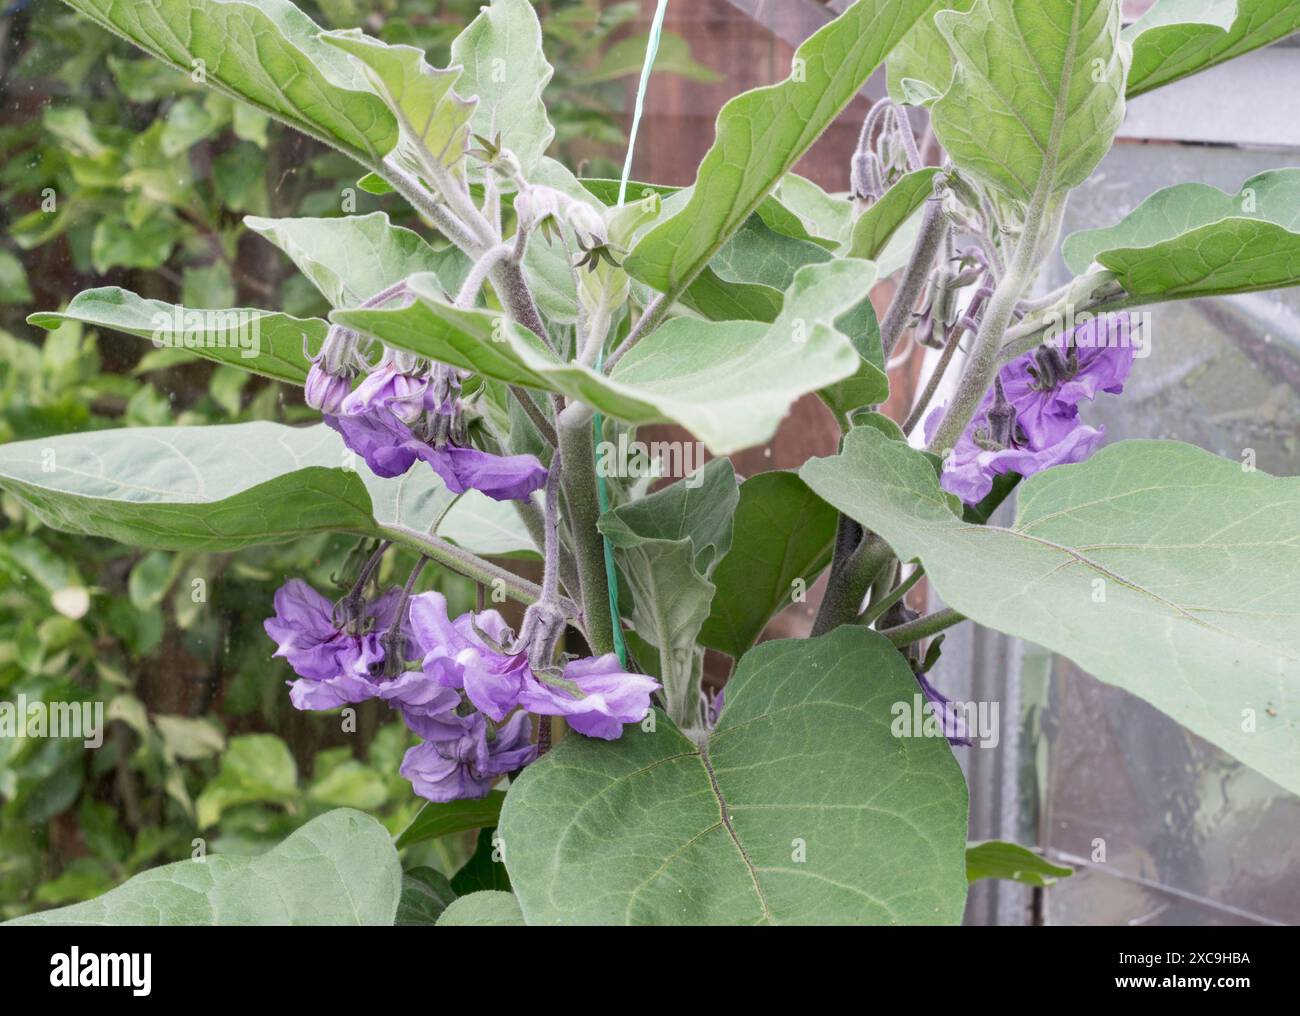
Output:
860,566,925,628
379,523,560,611
878,195,948,360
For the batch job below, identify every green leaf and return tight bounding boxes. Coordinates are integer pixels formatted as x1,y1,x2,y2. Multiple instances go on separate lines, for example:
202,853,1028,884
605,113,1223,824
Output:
772,173,854,248
930,0,1128,202
1060,169,1300,298
451,828,511,895
1124,0,1300,98
196,733,297,828
886,1,975,103
395,867,457,925
394,791,506,849
322,28,474,186
29,287,320,385
4,808,401,925
337,259,877,455
244,212,469,309
623,0,934,297
699,472,838,658
0,422,488,553
0,248,33,303
800,426,1300,796
598,461,738,726
848,168,942,261
966,840,1072,886
450,0,555,177
436,890,525,926
500,627,969,925
62,0,397,166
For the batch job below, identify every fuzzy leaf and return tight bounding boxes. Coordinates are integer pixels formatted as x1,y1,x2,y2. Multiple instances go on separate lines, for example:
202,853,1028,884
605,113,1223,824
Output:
1061,169,1300,298
500,627,969,925
801,426,1300,796
930,0,1128,202
623,0,933,297
5,808,400,925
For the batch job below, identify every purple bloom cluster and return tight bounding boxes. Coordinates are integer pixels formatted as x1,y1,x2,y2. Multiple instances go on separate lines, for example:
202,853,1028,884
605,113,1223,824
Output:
925,314,1138,504
264,583,659,803
307,331,546,503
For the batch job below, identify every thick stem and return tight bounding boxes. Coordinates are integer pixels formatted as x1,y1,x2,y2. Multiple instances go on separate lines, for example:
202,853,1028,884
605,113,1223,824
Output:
557,402,614,654
810,532,893,637
879,607,965,647
383,164,483,255
878,197,948,360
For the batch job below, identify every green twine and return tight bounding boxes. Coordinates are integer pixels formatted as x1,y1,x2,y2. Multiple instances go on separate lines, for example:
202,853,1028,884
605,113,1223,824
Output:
596,0,668,667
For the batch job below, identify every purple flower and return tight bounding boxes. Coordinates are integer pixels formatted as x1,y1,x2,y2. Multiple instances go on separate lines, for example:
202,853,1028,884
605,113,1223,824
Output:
263,580,419,710
915,671,973,748
263,580,396,697
518,655,661,740
399,709,536,802
340,350,444,424
304,363,353,415
374,669,463,739
408,591,527,722
325,406,546,501
925,314,1137,504
408,591,659,739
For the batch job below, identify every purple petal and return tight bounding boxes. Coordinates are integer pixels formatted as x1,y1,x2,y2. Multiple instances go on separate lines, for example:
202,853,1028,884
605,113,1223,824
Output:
419,444,547,501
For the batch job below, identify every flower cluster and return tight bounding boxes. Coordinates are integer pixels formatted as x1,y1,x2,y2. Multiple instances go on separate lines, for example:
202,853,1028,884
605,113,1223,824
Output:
264,583,659,803
307,328,546,503
925,314,1138,505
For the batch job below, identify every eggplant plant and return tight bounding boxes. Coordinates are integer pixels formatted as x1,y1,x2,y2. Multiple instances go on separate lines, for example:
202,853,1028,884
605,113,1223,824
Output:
4,0,1300,926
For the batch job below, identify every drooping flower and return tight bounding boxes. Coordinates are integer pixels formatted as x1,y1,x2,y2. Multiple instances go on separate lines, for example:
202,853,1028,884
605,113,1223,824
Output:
304,363,353,416
398,709,536,802
408,591,529,723
263,580,413,709
518,656,661,740
340,349,454,425
325,405,546,501
915,671,973,748
925,314,1137,504
373,669,463,740
407,591,659,739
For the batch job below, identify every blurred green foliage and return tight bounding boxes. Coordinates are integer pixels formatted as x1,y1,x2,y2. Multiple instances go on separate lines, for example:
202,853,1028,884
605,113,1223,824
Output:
0,0,715,918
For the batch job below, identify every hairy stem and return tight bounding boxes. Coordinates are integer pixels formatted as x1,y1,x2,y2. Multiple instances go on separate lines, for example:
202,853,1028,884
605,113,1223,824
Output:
380,523,562,611
603,292,667,373
454,243,513,308
878,607,965,647
860,566,925,628
557,402,614,654
810,531,893,637
878,196,949,360
927,194,1063,453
